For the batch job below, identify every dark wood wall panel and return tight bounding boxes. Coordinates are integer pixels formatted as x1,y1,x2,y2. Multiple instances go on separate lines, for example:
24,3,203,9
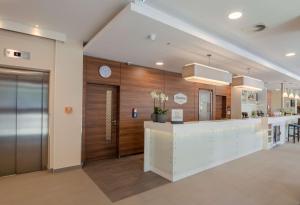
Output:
216,95,227,120
216,85,229,96
164,72,196,121
119,64,165,156
85,56,121,85
83,56,232,158
226,86,231,118
267,91,272,116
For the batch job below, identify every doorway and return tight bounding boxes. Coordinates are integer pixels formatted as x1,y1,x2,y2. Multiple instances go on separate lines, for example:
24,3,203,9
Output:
216,95,227,120
199,89,213,121
0,68,49,177
85,84,119,161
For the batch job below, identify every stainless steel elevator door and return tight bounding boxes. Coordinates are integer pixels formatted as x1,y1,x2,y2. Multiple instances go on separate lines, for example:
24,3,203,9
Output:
16,76,43,174
0,69,49,177
0,75,17,176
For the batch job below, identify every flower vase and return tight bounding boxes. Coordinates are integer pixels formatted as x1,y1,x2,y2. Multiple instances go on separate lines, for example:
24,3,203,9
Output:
151,113,158,122
157,114,167,123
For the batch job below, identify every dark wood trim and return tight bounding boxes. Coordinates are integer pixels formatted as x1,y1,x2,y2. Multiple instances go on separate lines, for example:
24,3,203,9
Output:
82,56,87,164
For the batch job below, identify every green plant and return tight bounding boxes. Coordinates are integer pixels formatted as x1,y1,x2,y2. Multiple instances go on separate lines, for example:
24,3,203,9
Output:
154,106,168,115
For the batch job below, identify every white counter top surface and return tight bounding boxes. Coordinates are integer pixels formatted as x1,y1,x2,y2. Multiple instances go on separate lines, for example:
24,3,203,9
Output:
145,116,300,127
145,116,300,133
144,118,263,133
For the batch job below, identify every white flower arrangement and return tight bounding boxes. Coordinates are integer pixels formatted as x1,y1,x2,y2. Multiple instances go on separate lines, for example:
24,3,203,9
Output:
150,90,160,99
150,90,168,114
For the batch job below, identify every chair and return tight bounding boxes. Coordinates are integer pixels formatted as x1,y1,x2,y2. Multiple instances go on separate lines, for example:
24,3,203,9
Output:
288,124,300,143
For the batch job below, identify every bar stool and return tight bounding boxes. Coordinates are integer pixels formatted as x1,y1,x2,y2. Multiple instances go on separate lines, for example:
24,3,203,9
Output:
295,125,300,143
288,124,300,143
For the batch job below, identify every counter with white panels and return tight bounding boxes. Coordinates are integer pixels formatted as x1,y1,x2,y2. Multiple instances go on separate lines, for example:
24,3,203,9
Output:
263,115,300,149
144,119,264,182
144,116,300,182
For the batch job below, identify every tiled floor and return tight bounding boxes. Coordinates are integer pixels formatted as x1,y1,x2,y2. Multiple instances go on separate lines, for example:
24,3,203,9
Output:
83,154,169,202
1,143,300,205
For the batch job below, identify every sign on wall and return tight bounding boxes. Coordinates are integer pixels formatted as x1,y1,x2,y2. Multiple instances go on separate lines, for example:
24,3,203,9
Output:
174,93,187,105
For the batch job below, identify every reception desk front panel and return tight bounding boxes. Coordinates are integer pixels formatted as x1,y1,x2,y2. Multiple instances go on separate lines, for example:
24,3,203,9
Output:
144,117,298,182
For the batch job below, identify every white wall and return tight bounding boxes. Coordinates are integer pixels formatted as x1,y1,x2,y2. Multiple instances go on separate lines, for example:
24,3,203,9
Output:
0,30,55,70
53,40,83,169
0,30,83,170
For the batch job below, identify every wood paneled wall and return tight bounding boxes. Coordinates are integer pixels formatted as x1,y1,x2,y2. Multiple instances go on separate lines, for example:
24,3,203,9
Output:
83,56,231,158
119,64,165,155
267,90,272,116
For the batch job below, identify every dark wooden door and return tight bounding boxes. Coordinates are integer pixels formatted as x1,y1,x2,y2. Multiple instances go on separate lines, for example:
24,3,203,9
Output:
85,84,118,161
216,95,226,120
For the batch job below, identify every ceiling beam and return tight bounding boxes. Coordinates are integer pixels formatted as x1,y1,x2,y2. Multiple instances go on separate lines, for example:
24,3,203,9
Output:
0,20,66,42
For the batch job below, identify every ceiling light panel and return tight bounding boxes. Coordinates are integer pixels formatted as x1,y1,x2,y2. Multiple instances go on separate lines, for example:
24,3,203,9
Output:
285,52,296,57
183,63,232,86
232,76,264,91
228,11,243,20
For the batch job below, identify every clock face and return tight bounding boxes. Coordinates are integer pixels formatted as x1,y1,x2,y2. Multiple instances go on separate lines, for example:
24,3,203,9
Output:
99,65,112,78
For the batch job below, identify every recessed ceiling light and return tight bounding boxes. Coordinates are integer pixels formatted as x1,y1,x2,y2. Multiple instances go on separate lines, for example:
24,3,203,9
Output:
35,24,39,28
228,11,243,20
156,62,164,66
285,52,296,57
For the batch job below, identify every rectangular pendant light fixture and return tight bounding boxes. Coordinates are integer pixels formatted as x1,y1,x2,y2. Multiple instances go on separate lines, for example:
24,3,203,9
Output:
232,76,264,91
182,63,232,86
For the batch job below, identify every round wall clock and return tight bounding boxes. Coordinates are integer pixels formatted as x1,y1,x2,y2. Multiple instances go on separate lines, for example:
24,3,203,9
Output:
99,65,112,78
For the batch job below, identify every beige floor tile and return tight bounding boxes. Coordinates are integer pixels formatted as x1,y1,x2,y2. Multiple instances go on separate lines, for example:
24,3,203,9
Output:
0,143,300,205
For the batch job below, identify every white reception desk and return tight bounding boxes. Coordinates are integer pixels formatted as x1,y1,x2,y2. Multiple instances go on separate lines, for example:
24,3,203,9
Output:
144,116,299,182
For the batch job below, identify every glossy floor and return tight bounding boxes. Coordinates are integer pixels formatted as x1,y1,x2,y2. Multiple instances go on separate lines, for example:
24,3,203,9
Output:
0,143,300,205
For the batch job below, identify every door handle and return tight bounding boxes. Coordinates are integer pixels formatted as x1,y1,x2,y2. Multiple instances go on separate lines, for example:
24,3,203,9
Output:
111,120,117,126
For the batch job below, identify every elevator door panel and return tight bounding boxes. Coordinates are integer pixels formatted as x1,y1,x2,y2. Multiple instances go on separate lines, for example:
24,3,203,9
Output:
16,77,43,174
0,69,48,177
0,75,17,176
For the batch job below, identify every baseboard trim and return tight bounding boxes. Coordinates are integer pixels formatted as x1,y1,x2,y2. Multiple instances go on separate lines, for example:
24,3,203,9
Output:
48,165,82,173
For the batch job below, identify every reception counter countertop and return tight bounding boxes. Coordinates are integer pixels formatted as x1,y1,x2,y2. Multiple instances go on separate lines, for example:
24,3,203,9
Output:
144,116,299,182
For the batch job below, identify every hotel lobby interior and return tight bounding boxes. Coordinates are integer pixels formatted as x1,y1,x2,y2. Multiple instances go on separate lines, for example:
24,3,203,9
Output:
0,0,300,204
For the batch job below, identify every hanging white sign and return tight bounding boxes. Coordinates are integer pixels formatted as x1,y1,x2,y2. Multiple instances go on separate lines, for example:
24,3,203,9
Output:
174,93,187,105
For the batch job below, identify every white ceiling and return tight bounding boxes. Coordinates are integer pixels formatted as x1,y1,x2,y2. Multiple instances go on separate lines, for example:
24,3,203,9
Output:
0,0,299,89
147,0,300,76
0,0,131,42
84,3,299,90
